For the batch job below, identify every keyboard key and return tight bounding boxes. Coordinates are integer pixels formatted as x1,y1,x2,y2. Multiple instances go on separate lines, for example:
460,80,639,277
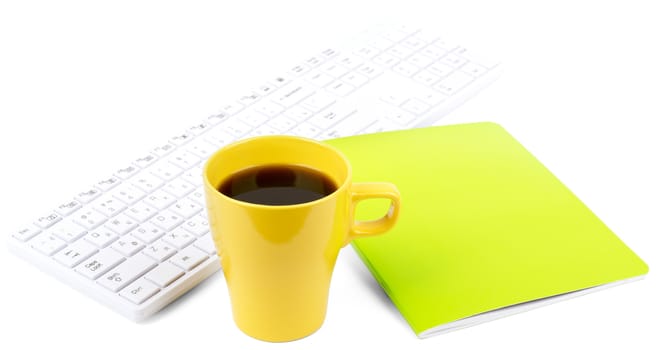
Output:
461,62,488,77
250,124,280,137
94,176,121,192
180,167,203,187
150,210,184,231
120,279,160,305
31,233,66,256
434,71,475,95
204,130,233,148
304,55,324,67
54,200,82,216
392,61,421,77
12,225,41,242
130,222,165,244
269,82,315,108
440,53,468,68
354,66,381,83
168,132,193,146
309,106,356,129
123,201,157,223
185,139,217,159
388,43,415,59
380,93,409,107
145,262,184,288
186,188,205,204
150,161,183,181
241,112,269,127
407,53,434,68
367,36,394,50
319,112,376,139
321,48,340,59
381,29,408,42
401,98,431,115
104,213,139,235
143,241,177,262
256,83,275,96
53,240,97,268
417,90,447,106
85,226,119,248
170,198,203,219
75,249,125,280
372,52,400,67
427,61,454,77
341,72,369,88
420,44,448,60
133,154,158,168
395,23,420,34
305,71,334,87
320,62,349,78
111,236,146,257
151,143,176,157
325,81,355,97
75,188,103,204
456,47,500,69
353,45,380,59
433,37,458,51
335,53,363,70
98,254,157,292
144,189,176,210
112,184,146,205
269,75,291,88
162,178,195,198
167,150,200,171
186,122,211,136
181,214,209,237
73,209,107,230
51,219,87,242
162,227,196,250
270,115,297,132
115,165,140,180
193,233,217,255
413,28,438,42
290,122,321,138
33,212,62,229
93,196,127,217
131,173,164,193
414,70,441,86
284,105,313,122
218,118,251,138
254,102,285,118
301,92,336,112
289,63,310,76
170,246,208,271
401,36,427,50
385,109,417,126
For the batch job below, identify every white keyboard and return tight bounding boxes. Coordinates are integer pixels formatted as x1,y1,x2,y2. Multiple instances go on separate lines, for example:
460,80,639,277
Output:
7,24,501,321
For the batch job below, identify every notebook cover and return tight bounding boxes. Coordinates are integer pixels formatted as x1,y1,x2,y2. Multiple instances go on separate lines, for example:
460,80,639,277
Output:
325,122,649,336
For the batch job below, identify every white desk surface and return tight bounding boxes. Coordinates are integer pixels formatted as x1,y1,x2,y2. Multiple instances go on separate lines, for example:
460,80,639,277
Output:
1,1,655,349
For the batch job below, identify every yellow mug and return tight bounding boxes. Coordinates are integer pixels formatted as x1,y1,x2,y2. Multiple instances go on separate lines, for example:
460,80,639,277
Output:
203,136,401,342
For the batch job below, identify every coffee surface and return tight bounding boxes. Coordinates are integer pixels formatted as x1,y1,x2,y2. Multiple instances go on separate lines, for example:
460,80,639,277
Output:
219,165,337,205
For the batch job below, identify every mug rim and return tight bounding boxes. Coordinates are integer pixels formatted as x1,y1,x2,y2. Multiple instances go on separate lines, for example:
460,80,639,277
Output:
203,135,353,210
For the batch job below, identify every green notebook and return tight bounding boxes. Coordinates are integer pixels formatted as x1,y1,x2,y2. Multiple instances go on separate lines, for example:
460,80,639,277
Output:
325,123,648,338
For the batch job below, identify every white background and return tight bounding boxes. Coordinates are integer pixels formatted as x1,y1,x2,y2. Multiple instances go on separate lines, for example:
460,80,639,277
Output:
1,0,655,348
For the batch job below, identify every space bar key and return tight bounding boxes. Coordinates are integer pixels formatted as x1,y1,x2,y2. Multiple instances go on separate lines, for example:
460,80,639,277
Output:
269,82,315,108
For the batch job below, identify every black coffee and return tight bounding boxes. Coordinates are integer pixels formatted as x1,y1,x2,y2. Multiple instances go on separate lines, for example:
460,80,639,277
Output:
219,165,338,205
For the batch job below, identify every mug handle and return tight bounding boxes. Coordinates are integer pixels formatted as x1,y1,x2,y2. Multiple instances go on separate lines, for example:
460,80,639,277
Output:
343,182,401,246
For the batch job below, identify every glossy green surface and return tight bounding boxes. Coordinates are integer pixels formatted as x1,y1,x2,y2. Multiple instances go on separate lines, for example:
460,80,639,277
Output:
327,123,648,336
